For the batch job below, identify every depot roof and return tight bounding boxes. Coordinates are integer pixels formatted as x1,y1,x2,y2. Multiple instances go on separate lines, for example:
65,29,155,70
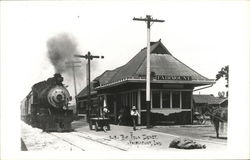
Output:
193,95,227,105
96,40,214,88
77,39,215,97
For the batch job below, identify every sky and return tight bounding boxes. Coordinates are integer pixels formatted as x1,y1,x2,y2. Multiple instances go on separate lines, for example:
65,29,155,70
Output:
2,0,247,102
1,1,249,159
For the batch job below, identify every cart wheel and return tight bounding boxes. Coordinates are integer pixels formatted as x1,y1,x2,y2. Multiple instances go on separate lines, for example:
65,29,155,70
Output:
89,120,93,130
201,116,206,125
198,119,203,125
201,119,206,125
95,122,99,131
41,122,46,131
198,115,205,125
103,126,107,132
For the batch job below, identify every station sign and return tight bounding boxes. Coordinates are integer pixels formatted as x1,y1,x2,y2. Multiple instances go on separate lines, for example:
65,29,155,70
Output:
155,75,192,81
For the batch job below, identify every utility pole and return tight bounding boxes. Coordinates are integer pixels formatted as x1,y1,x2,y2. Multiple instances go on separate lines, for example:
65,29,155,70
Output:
133,15,164,128
65,61,81,115
74,52,104,122
65,61,81,98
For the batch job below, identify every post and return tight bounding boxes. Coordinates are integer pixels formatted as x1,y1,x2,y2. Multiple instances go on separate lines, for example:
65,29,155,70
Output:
191,93,194,124
87,52,91,122
65,61,81,114
138,90,141,125
72,64,77,97
74,52,104,122
133,15,164,128
65,61,81,96
146,16,151,128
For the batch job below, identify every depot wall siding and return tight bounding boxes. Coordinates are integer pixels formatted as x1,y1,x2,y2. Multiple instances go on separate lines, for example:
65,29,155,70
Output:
150,108,191,116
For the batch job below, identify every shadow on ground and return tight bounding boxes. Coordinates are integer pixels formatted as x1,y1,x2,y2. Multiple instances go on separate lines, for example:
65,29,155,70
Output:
71,120,89,130
21,138,28,151
209,136,227,140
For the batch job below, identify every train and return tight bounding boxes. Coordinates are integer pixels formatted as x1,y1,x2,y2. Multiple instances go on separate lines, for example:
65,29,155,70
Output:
21,73,74,132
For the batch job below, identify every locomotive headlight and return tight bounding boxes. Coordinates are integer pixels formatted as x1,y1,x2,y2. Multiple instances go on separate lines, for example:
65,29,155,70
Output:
56,94,63,101
51,91,65,103
54,92,64,103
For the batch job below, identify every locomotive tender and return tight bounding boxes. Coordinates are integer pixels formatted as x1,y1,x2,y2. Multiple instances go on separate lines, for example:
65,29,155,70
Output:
21,73,73,131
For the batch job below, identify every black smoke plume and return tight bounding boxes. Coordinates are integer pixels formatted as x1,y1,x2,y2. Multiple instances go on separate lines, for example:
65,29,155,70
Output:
47,33,86,97
47,33,78,73
46,33,100,98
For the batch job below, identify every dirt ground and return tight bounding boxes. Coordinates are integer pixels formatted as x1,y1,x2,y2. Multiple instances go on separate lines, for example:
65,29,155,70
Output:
150,123,227,143
72,120,227,143
72,120,227,151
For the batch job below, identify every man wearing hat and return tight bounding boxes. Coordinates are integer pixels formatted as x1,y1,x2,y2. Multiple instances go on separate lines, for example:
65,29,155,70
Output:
103,106,109,118
130,106,140,131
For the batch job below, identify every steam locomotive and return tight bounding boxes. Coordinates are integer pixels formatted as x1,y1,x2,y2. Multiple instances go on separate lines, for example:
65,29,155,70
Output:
21,73,73,132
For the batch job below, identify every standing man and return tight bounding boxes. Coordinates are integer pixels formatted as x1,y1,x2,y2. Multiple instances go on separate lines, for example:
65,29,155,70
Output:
102,106,110,132
103,106,109,118
130,106,140,131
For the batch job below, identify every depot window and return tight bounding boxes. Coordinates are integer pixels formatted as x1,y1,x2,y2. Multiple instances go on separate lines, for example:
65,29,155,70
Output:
162,91,171,108
172,91,180,108
107,95,115,113
152,91,160,108
140,91,146,110
78,101,86,114
182,91,191,109
132,91,138,108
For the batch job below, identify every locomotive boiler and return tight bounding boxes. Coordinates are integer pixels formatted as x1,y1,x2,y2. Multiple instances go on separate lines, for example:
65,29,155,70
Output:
21,73,73,131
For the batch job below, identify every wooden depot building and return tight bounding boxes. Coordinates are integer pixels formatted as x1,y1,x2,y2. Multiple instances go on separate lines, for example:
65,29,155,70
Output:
76,40,215,125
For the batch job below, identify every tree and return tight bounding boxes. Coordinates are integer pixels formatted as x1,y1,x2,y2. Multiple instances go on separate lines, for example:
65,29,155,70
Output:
211,65,229,138
216,65,229,88
204,106,228,138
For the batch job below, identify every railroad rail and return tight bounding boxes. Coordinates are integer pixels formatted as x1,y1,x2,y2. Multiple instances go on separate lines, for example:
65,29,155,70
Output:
49,133,85,151
49,131,127,151
73,131,127,151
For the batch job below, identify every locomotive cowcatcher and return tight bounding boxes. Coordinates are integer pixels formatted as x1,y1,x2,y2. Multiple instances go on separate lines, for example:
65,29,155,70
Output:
21,73,73,132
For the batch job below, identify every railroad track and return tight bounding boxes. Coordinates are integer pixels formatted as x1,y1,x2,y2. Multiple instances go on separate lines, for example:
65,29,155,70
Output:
72,131,127,151
49,131,127,151
49,133,85,151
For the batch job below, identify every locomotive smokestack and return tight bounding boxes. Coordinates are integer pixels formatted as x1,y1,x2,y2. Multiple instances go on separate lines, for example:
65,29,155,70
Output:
54,73,63,84
47,33,79,74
